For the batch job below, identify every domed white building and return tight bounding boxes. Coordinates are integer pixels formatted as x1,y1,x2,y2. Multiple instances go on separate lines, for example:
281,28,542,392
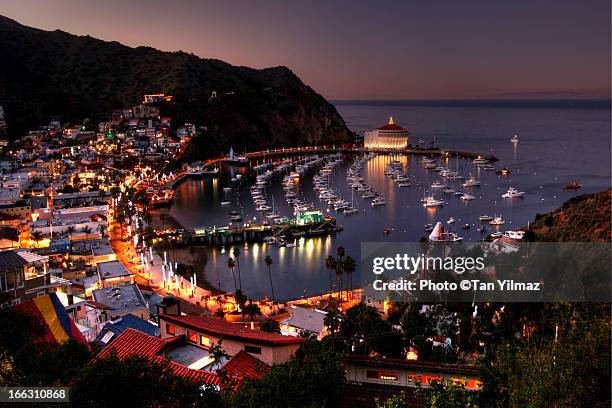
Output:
364,117,410,150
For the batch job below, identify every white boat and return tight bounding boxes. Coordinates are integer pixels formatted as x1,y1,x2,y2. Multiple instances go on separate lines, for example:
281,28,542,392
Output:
504,230,525,240
473,156,488,165
442,188,456,194
462,176,481,187
479,215,493,221
511,134,519,143
490,232,503,238
502,187,526,198
422,197,445,207
220,201,231,206
460,194,476,201
371,197,386,206
397,182,411,187
431,180,447,189
256,205,272,212
447,217,456,224
489,215,506,225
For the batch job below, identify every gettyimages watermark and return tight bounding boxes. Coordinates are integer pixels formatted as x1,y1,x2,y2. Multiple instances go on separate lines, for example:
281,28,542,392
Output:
362,242,611,302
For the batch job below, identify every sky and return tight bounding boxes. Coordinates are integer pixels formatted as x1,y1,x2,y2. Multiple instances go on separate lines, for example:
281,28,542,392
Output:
1,0,610,99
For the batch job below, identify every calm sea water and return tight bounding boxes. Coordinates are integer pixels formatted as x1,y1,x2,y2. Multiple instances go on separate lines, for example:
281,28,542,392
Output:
170,100,611,301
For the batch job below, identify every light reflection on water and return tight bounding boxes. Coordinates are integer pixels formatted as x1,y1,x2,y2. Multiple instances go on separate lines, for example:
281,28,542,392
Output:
170,105,610,300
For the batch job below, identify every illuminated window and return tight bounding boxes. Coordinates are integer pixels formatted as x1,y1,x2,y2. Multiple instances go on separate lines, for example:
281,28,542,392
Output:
200,335,211,347
187,331,197,343
166,324,175,335
244,345,261,355
367,370,399,381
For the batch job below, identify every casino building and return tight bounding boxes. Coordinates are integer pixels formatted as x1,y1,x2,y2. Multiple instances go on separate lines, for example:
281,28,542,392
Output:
364,117,410,150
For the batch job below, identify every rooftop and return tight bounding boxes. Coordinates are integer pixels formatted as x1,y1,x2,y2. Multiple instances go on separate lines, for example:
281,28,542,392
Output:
91,284,146,312
160,314,305,346
96,260,132,279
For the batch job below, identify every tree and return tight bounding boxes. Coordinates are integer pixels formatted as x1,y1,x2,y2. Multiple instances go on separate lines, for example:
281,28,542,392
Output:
243,300,262,322
375,392,407,408
232,247,242,291
97,223,107,237
264,255,275,304
260,319,281,334
30,231,43,248
226,340,344,408
81,225,92,236
335,259,344,303
70,353,222,408
66,226,76,236
227,257,237,292
416,381,478,408
343,256,356,295
325,255,336,296
234,290,248,322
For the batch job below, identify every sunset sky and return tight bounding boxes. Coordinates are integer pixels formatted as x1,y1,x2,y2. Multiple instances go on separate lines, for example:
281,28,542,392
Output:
2,0,610,99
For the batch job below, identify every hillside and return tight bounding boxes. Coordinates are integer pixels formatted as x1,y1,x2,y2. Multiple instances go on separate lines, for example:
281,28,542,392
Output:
0,15,353,157
530,189,611,242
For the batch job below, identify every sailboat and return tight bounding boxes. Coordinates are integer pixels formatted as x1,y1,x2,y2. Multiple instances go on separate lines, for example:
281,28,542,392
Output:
344,189,359,214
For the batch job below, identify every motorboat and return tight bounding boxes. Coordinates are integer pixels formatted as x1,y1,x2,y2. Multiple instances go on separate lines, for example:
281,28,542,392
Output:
496,167,511,175
462,176,481,187
489,215,506,225
502,187,526,198
431,180,447,189
422,197,445,207
473,156,488,165
371,197,386,206
462,224,471,230
479,215,493,221
447,217,456,224
397,182,411,187
229,211,242,222
220,201,231,206
504,230,525,240
460,194,476,201
511,134,519,143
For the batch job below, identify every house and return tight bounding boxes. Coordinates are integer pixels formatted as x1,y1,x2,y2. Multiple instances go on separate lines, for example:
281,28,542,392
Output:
91,284,149,321
0,250,56,308
159,313,304,366
94,313,160,349
341,355,482,408
98,328,268,388
280,306,327,340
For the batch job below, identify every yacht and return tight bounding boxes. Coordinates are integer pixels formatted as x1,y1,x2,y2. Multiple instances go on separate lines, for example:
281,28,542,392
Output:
442,187,456,194
256,204,272,212
511,134,519,143
460,193,476,201
371,196,386,206
489,215,506,225
502,187,526,198
431,180,447,189
229,211,242,222
479,215,493,221
447,217,456,224
473,156,488,165
462,176,481,187
422,197,445,207
490,231,503,238
504,230,525,240
220,201,231,206
362,190,377,199
397,182,411,187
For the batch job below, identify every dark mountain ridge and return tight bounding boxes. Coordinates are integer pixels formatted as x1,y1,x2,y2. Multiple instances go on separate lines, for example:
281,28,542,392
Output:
0,15,353,156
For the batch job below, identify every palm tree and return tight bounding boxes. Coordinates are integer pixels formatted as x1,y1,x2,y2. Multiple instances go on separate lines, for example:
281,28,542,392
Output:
335,259,344,303
232,246,242,291
244,299,261,322
227,257,238,291
234,290,248,322
97,223,107,237
343,256,357,296
30,231,43,248
81,226,92,236
325,255,336,297
264,255,275,304
66,226,76,237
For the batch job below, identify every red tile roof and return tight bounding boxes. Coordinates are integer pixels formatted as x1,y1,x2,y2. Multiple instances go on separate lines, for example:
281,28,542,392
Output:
98,328,221,386
222,350,269,380
160,314,305,346
378,123,405,131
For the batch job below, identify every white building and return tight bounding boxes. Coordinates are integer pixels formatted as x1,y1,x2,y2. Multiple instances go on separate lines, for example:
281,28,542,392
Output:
364,117,410,150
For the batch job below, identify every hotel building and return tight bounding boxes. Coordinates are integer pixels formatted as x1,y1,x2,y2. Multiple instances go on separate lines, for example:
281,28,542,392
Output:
364,117,410,150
